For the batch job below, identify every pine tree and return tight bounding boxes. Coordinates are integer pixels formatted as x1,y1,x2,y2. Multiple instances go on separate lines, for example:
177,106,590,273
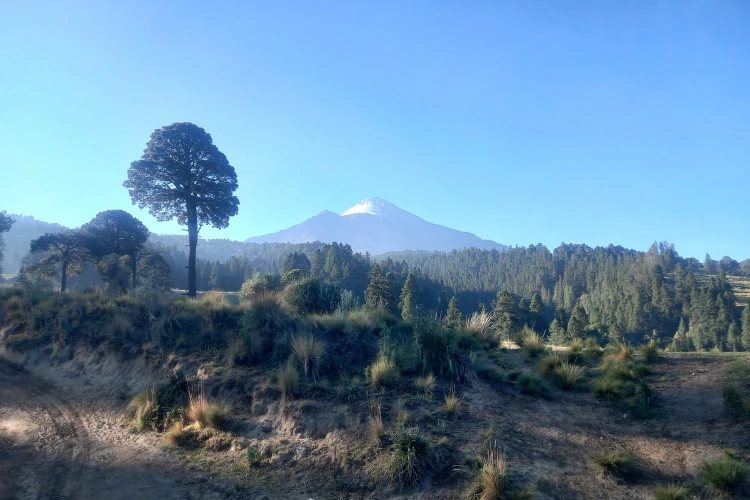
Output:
742,306,750,351
727,322,742,352
567,304,589,340
477,302,487,315
491,290,515,340
399,272,417,321
446,296,463,328
365,264,394,312
529,293,545,331
209,262,221,289
548,319,567,345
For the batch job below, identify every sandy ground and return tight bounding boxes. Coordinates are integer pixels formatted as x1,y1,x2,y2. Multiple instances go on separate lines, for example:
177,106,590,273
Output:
0,358,238,500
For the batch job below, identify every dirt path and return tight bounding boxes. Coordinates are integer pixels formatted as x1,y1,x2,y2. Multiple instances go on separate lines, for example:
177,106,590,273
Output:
0,358,239,500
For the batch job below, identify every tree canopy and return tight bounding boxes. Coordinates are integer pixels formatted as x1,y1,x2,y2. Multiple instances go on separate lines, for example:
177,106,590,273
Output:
0,211,15,275
123,122,239,297
28,232,90,292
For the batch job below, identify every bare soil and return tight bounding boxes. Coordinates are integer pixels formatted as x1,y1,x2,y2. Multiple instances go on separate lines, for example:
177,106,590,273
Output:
1,348,749,499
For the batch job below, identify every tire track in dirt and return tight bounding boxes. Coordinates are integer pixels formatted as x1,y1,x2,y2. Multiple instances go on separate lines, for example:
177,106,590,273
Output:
0,358,240,500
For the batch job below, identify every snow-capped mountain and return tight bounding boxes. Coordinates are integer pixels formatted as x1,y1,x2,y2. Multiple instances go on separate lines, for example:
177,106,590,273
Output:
245,197,506,255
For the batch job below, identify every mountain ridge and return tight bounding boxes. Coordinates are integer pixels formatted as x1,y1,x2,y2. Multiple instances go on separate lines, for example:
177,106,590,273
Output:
245,197,507,255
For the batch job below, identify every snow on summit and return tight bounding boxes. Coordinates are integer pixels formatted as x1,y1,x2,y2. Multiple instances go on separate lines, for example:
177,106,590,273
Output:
341,197,399,218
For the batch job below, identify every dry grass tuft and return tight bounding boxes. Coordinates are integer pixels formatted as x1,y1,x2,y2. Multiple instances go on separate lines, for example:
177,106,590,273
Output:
591,448,635,476
638,339,660,363
369,403,384,445
187,389,230,430
277,360,299,400
551,362,585,390
369,354,400,387
414,373,436,398
520,330,546,358
465,311,493,339
162,421,188,446
444,384,461,418
653,483,690,500
290,334,325,378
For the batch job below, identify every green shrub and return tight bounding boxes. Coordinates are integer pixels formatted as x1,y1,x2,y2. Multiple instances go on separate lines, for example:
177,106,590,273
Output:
723,384,745,415
550,362,584,390
652,483,690,500
127,371,192,431
413,316,456,376
700,456,748,491
590,449,634,476
239,274,282,303
517,372,549,397
386,427,432,485
284,275,341,315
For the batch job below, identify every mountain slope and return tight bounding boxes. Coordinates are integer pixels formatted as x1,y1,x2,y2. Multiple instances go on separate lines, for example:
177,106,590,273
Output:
246,197,506,254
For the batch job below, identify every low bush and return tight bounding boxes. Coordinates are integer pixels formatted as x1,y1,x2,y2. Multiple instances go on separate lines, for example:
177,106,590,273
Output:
227,337,249,366
284,275,341,315
309,312,347,334
413,316,457,377
652,483,690,500
127,371,192,431
474,359,506,383
517,372,549,397
239,274,282,303
700,456,749,492
591,448,635,476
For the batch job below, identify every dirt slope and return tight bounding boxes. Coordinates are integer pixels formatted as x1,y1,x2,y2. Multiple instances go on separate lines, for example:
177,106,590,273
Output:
0,357,238,500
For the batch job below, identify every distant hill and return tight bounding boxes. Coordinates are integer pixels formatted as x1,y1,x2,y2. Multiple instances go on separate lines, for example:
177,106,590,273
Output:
1,215,66,274
246,197,507,255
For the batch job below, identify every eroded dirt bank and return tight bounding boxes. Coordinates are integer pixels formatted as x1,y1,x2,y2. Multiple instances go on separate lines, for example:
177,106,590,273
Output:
0,349,243,500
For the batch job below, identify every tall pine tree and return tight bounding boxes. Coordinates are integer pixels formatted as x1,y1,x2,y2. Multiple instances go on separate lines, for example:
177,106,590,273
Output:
399,272,417,321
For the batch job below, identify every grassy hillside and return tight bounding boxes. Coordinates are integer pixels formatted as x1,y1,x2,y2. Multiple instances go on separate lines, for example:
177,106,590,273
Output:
2,288,750,498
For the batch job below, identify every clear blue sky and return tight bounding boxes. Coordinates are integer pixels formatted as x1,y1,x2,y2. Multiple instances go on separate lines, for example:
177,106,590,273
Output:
1,1,748,260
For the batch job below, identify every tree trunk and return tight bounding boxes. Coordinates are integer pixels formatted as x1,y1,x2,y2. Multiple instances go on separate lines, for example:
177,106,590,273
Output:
61,260,68,293
187,205,198,298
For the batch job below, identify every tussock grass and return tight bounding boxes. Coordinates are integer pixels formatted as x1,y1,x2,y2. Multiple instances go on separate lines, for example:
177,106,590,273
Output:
290,334,325,378
127,371,191,431
604,343,634,364
369,354,400,387
517,372,549,397
200,290,227,307
538,352,567,377
309,313,347,334
162,421,188,446
568,338,583,353
520,330,546,358
277,361,299,400
550,362,584,390
465,311,493,339
467,445,536,500
638,339,660,363
444,385,461,418
700,456,749,492
652,483,690,500
593,361,652,404
227,337,249,366
414,373,436,398
591,449,635,476
723,384,745,415
187,389,230,430
386,427,432,485
369,403,384,445
129,387,158,431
